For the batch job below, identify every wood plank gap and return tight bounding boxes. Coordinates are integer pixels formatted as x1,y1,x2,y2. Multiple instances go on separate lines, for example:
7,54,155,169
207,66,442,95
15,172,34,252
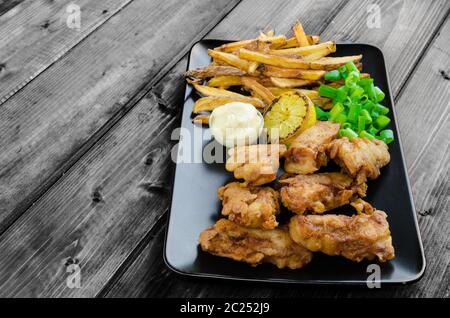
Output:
394,7,450,103
0,0,242,237
0,0,135,107
96,210,168,298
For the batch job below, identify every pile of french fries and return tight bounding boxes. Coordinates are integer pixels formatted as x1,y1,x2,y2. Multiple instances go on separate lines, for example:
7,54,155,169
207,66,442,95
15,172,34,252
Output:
185,21,364,124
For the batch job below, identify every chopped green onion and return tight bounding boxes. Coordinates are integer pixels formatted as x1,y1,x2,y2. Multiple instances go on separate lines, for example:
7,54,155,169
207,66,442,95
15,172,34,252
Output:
335,86,349,103
374,86,385,102
339,127,358,140
345,61,360,75
372,103,389,115
379,129,394,144
334,113,347,124
350,86,365,97
357,78,373,87
345,71,360,88
342,122,352,129
329,102,344,121
315,106,329,120
338,65,348,78
359,109,372,124
359,130,375,140
348,103,361,123
358,115,366,131
319,84,338,99
374,115,391,130
368,125,379,136
324,70,341,81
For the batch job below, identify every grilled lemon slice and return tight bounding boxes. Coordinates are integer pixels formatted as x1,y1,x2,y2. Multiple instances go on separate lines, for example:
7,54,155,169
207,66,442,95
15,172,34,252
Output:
264,91,315,144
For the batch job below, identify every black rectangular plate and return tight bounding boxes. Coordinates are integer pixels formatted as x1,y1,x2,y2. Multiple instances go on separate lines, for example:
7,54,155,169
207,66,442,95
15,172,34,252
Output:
164,40,426,285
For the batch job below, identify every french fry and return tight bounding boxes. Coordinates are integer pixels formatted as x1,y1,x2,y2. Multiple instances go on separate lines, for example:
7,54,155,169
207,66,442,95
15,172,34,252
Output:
269,41,336,57
208,49,251,73
207,76,242,88
308,35,320,45
239,48,310,69
193,84,247,98
293,21,310,47
270,77,318,88
214,35,286,53
262,65,326,80
241,76,276,105
193,96,265,113
309,55,363,70
192,114,209,125
185,65,245,79
278,35,320,49
266,87,332,107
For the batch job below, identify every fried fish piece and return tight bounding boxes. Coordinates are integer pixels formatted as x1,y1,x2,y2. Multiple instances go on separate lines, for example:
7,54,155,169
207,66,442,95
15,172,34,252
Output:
226,144,287,186
279,172,367,214
289,211,395,262
284,121,340,175
199,219,313,269
327,137,390,184
218,182,280,229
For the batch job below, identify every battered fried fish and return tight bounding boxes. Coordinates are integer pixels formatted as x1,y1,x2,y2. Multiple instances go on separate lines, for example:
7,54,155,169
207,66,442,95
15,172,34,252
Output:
284,121,340,175
218,182,280,229
279,172,367,214
226,144,287,186
199,219,313,269
289,211,395,262
327,137,390,184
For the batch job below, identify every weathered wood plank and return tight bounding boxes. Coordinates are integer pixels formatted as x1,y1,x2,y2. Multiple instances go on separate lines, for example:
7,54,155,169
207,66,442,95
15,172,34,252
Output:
0,0,239,232
0,0,346,297
0,0,24,17
105,1,450,298
0,0,133,104
320,0,450,96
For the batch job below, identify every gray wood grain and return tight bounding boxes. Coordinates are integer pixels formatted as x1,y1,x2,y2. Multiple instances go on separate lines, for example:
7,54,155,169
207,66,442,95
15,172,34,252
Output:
0,0,239,233
0,0,133,104
0,0,24,17
104,1,450,298
0,0,346,297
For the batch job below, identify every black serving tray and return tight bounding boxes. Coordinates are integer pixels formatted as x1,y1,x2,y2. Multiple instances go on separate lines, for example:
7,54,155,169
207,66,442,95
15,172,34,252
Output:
164,40,426,285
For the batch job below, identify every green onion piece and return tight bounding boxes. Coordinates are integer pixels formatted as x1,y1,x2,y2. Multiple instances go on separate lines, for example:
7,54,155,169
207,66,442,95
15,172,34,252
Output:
335,86,349,103
374,115,391,130
359,109,372,124
338,65,348,78
361,100,374,111
348,103,362,123
319,84,338,99
334,113,347,124
372,103,389,115
350,86,365,97
358,115,366,131
368,125,379,136
339,127,358,140
329,102,344,121
342,122,352,129
345,61,360,75
345,71,360,88
359,130,375,140
374,86,385,102
358,95,369,103
357,78,373,87
367,83,377,102
315,106,329,120
324,70,341,81
379,129,394,144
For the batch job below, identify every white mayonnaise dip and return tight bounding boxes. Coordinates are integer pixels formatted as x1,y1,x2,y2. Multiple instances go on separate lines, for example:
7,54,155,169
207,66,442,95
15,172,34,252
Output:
209,102,263,148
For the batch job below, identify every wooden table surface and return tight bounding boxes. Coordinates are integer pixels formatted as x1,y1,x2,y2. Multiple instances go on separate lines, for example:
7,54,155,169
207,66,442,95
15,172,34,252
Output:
0,0,449,298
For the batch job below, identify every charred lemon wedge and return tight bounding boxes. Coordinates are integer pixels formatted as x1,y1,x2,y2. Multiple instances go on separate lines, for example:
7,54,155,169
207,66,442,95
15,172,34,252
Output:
264,91,315,144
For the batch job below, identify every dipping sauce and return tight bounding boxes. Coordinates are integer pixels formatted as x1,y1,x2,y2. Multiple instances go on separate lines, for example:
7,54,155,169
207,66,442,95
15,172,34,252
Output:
209,102,264,148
